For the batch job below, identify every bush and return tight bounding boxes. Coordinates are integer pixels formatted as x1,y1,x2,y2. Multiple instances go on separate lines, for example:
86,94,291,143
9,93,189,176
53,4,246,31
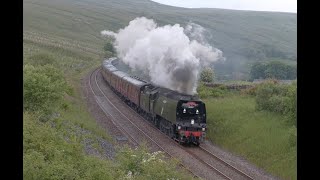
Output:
268,95,289,113
24,111,192,180
241,85,258,96
23,64,69,114
255,80,296,126
197,83,228,98
200,67,215,83
23,112,117,180
116,145,191,180
284,81,297,125
104,41,115,57
211,87,227,97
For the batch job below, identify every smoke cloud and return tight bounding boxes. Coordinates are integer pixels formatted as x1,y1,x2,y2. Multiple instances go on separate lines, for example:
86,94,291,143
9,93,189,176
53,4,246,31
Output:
101,17,224,95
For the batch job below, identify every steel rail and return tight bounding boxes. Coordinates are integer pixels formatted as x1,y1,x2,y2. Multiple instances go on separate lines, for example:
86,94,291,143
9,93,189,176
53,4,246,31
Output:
90,68,199,178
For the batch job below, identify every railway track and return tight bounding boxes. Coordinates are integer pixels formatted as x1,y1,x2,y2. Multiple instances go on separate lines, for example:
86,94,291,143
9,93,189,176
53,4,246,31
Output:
183,146,255,180
89,67,257,179
198,146,254,180
88,68,200,178
89,68,140,147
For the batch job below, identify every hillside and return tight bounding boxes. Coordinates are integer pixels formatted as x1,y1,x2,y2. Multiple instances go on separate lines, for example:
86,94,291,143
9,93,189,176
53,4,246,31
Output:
24,0,296,79
23,1,296,179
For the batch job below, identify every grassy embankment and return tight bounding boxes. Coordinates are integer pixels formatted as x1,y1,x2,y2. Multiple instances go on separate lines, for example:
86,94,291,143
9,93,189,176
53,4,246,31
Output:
23,31,193,179
198,83,296,180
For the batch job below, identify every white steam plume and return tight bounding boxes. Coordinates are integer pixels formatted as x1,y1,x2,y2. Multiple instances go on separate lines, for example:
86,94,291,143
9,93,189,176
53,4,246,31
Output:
101,17,224,95
101,30,117,37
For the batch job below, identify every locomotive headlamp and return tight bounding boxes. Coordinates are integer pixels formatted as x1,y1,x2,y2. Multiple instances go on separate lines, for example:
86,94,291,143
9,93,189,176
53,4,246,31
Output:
183,108,186,113
202,127,205,131
191,119,194,125
196,109,199,114
178,126,181,130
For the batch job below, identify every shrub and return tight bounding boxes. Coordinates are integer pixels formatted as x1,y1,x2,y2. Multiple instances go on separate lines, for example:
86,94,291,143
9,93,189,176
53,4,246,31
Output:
23,64,69,114
24,111,192,180
210,87,227,97
116,145,191,180
104,41,116,57
197,83,228,98
268,95,289,113
284,81,297,125
241,85,258,96
197,83,211,98
200,67,215,83
23,112,117,180
256,80,280,111
255,80,296,126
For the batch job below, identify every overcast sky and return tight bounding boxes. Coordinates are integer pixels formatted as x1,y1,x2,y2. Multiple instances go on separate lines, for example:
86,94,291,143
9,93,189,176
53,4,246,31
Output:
151,0,297,13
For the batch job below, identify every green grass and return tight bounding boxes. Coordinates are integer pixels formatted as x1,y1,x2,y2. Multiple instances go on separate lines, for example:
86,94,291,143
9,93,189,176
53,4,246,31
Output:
23,0,296,58
24,110,193,179
23,111,117,179
23,36,114,146
204,94,296,180
23,22,194,179
59,95,113,143
23,33,107,138
23,47,196,179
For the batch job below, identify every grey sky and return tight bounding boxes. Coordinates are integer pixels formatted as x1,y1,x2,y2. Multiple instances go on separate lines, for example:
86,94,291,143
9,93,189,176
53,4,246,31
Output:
150,0,297,13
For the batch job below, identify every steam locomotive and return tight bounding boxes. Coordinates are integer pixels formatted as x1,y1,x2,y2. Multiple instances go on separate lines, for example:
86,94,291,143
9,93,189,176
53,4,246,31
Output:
101,58,207,146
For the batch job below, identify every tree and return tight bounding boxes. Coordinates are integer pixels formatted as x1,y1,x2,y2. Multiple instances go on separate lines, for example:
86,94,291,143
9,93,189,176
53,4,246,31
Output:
104,41,115,57
250,62,267,80
264,61,287,79
200,67,214,83
285,65,297,79
250,61,297,80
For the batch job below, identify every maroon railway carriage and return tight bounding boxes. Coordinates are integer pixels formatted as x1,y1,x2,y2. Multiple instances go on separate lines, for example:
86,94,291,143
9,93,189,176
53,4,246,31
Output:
101,59,148,108
110,71,127,93
121,76,148,107
102,65,118,84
